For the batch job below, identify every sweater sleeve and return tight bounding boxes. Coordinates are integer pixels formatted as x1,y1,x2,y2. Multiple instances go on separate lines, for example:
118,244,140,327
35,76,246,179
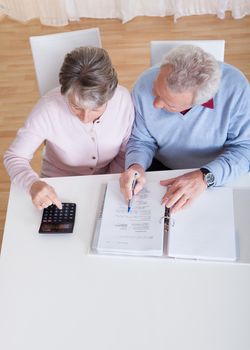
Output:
3,99,50,192
203,75,250,186
125,86,158,170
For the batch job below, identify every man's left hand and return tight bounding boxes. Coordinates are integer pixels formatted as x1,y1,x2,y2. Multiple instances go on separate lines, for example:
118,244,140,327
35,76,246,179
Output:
160,170,207,214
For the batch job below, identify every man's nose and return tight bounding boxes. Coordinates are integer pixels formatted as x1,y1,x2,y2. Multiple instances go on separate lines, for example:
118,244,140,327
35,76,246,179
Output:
153,97,165,109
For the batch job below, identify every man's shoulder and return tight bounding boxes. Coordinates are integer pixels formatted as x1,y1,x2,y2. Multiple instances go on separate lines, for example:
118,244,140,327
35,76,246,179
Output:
217,62,250,108
133,66,160,90
220,62,249,86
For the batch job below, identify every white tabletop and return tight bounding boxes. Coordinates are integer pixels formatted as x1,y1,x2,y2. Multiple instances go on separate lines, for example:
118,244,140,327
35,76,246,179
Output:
0,170,250,350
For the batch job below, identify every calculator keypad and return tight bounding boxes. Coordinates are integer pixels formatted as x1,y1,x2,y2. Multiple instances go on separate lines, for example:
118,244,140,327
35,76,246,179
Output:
39,203,76,234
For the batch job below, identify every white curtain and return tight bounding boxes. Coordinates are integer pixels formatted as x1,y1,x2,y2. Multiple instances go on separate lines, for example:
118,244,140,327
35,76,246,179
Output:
0,0,250,26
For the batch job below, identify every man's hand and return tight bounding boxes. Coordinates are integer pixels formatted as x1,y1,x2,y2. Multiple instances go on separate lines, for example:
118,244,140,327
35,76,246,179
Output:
30,180,62,210
119,164,146,201
160,170,207,214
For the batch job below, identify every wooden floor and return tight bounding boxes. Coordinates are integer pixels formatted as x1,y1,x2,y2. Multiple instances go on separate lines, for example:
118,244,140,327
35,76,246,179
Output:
0,13,250,249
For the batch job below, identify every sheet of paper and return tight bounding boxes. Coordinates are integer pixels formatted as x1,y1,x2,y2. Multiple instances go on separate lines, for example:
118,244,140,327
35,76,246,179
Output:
96,181,166,256
167,187,236,261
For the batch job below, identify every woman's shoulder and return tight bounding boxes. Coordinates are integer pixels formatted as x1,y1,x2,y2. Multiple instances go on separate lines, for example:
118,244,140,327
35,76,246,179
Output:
41,87,65,105
32,87,68,114
113,84,131,97
106,85,134,119
109,85,133,104
26,87,69,126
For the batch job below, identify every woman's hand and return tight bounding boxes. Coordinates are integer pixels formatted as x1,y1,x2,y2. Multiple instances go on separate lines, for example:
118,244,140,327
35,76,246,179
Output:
119,164,146,201
29,180,62,210
160,170,207,214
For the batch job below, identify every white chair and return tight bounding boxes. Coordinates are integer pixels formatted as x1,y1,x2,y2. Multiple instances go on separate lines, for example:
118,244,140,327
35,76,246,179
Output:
30,28,102,96
150,40,225,66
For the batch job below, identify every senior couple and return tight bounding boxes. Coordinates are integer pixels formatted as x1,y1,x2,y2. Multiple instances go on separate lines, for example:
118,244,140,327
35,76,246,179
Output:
4,45,250,213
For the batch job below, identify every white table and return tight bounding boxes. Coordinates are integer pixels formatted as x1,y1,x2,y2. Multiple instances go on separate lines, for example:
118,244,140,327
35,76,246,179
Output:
0,170,250,350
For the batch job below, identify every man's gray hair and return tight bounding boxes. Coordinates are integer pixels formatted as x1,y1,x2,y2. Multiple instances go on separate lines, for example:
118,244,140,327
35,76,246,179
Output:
59,46,118,109
161,45,221,104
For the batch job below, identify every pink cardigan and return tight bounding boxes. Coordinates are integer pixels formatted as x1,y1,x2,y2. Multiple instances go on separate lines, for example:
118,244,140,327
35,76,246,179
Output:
4,85,135,191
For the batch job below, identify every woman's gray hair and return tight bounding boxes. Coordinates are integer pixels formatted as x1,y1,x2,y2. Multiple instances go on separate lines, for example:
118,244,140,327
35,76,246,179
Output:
59,46,118,109
161,45,221,104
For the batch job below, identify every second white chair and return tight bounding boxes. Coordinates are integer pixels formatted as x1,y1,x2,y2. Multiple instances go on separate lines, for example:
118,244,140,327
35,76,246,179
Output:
30,28,102,96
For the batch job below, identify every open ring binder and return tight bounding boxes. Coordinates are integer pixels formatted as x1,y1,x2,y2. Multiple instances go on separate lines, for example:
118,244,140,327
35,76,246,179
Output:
91,181,237,262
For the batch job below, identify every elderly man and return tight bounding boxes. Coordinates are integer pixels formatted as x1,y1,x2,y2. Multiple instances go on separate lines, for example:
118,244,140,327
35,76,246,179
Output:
120,45,250,213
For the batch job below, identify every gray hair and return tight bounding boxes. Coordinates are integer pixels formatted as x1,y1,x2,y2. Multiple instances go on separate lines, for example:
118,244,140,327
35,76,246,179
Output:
161,45,221,104
59,46,118,109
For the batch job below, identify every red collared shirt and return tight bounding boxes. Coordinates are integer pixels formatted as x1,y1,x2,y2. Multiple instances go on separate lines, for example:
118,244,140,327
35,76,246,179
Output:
181,98,214,115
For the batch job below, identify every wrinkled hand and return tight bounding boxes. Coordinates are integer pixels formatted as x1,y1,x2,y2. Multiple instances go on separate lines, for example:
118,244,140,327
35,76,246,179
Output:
160,170,207,214
29,180,62,210
119,164,146,201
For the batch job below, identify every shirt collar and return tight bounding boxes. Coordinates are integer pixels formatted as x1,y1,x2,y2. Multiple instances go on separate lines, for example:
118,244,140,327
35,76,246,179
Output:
181,98,214,115
202,98,214,109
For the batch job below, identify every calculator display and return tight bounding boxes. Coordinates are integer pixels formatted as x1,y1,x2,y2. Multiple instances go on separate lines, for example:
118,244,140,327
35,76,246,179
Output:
39,203,76,234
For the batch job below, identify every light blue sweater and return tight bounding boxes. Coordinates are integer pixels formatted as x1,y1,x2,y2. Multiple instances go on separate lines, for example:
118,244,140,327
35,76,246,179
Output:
125,62,250,186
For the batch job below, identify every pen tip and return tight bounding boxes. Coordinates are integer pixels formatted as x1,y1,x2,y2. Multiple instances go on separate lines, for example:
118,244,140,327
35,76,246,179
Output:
128,207,131,213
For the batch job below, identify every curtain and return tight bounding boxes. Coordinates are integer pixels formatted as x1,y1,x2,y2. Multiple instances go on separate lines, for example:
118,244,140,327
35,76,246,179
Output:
0,0,250,26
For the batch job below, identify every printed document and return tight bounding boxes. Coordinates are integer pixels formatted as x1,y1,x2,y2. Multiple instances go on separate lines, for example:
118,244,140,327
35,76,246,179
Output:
95,181,166,256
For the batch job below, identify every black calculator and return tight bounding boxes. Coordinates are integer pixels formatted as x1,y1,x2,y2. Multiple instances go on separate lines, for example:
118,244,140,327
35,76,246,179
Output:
39,203,76,234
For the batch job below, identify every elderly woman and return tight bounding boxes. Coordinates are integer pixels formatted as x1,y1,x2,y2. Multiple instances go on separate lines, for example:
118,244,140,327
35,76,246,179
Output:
4,46,134,209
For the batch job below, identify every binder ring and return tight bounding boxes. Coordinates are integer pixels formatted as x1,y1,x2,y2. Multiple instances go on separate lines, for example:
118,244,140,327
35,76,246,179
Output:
160,215,175,227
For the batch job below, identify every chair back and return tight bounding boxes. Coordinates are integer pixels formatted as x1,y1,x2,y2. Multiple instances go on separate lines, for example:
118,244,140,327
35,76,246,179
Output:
150,40,225,66
30,28,102,96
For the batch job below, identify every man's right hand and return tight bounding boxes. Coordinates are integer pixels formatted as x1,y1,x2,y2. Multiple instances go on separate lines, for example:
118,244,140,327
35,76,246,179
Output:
119,164,146,201
29,180,62,210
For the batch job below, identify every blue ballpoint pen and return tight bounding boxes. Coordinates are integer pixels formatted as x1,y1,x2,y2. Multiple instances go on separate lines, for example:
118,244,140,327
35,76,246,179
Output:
127,173,138,213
